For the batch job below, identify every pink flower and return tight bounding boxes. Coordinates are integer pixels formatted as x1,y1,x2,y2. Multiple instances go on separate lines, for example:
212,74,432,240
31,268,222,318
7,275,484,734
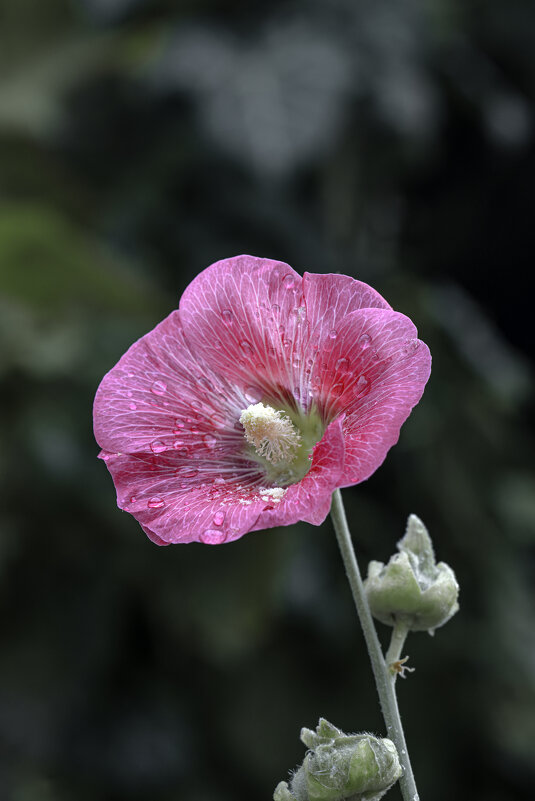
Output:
94,256,431,545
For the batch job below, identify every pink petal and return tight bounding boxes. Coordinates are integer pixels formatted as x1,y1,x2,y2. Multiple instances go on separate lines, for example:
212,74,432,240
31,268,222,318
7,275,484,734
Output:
302,272,391,337
309,307,431,484
101,416,344,543
102,450,264,544
93,310,246,457
179,255,313,409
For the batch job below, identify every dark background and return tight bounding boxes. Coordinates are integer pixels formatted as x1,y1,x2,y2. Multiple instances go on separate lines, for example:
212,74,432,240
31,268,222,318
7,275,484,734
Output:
1,1,534,800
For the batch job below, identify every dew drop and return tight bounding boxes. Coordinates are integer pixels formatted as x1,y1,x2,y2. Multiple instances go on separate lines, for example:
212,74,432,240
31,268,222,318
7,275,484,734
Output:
126,391,133,397
203,434,217,449
244,385,263,403
129,402,137,410
240,339,253,355
402,339,420,356
127,371,134,378
331,383,344,397
151,380,167,395
130,495,137,503
323,329,338,351
213,510,225,526
271,303,280,314
283,274,296,289
175,419,185,428
150,440,167,454
221,309,233,324
173,440,184,449
200,529,228,545
354,375,371,398
176,467,198,479
148,497,165,509
336,357,349,372
359,333,371,349
211,412,225,427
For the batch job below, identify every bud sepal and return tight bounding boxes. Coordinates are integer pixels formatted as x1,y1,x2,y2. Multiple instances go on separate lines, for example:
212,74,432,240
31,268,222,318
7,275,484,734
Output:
274,718,402,801
364,515,459,634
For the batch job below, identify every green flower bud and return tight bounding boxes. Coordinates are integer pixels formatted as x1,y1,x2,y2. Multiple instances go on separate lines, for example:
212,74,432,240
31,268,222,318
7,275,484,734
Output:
274,719,402,801
364,514,459,633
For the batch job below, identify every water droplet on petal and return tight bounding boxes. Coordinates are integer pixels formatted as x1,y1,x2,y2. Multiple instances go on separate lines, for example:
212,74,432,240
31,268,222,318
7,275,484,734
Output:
211,412,225,427
283,274,296,289
197,377,213,391
323,329,338,351
402,339,420,356
176,467,198,478
359,333,371,349
130,495,137,503
271,303,280,314
354,375,371,398
200,529,228,545
331,383,344,397
126,391,133,397
129,402,137,410
151,380,167,395
203,434,217,449
244,385,263,403
173,440,184,449
240,340,253,355
222,309,233,324
214,477,225,484
336,357,349,372
213,510,225,526
175,419,184,428
150,440,167,454
148,497,165,509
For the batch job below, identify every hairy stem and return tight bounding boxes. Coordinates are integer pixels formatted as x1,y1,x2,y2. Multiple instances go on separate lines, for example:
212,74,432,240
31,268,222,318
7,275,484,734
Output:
330,489,420,801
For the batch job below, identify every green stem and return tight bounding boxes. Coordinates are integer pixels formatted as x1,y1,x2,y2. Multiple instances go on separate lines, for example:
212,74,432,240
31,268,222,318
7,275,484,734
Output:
330,489,420,801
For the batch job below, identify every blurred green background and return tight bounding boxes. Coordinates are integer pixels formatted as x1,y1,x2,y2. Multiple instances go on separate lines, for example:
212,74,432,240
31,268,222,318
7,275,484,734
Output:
1,1,534,800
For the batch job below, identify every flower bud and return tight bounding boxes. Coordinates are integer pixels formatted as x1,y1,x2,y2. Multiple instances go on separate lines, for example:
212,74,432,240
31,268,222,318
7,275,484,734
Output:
273,718,402,801
364,514,459,633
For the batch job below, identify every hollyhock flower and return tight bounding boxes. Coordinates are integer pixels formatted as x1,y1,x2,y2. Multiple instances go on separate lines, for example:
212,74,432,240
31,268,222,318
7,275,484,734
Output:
94,256,431,545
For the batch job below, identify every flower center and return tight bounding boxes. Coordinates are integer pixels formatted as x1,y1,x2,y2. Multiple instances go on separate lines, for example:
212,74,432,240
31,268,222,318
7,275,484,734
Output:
239,401,324,486
239,403,301,464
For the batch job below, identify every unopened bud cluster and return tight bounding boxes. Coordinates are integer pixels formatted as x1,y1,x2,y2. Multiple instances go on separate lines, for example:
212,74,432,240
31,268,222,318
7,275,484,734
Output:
364,514,459,634
274,719,402,801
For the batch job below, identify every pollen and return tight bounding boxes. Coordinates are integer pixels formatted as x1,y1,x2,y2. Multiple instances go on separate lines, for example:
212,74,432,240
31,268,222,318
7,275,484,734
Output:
239,403,301,465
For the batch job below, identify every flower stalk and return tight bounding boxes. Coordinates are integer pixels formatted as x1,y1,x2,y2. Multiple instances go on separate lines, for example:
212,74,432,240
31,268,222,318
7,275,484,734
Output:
330,489,420,801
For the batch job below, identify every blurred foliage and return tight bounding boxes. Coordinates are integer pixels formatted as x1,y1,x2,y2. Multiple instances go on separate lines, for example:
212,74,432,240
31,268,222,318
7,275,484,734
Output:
0,1,534,800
